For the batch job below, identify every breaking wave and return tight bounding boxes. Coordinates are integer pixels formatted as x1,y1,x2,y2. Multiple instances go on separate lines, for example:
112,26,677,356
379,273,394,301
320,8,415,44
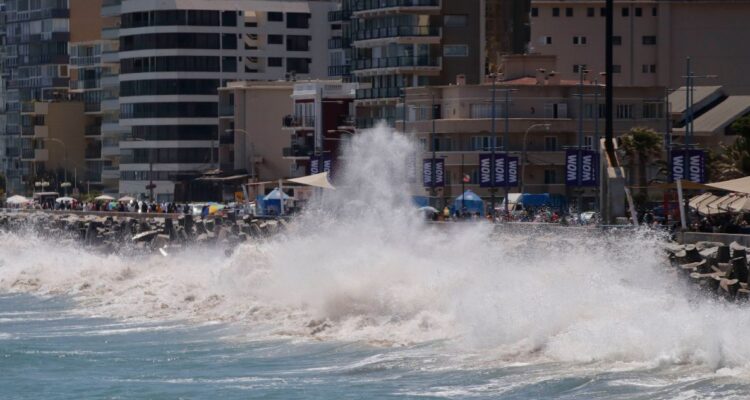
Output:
2,125,750,373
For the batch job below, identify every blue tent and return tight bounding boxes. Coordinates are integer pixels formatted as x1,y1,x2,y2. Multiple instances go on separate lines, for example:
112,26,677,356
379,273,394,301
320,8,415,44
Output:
262,188,291,215
453,190,485,216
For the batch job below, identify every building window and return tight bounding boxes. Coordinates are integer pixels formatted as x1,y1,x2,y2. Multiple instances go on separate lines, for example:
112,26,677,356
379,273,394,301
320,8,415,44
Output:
222,56,237,72
268,34,283,44
443,45,469,57
287,58,310,74
268,57,283,67
222,33,237,49
600,7,606,17
622,7,629,17
544,137,557,151
286,35,310,51
587,7,595,17
584,136,594,150
267,12,283,22
531,7,538,17
286,12,310,29
643,102,664,119
565,7,573,17
443,14,468,27
573,36,587,45
573,64,587,73
652,7,658,16
616,104,634,119
635,7,642,17
544,169,557,184
613,36,622,46
542,36,552,45
642,64,656,73
613,65,622,73
552,7,560,17
222,11,237,26
642,35,656,45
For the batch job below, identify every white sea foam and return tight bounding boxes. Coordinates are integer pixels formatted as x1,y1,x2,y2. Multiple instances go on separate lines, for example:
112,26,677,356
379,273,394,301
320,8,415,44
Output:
0,125,749,373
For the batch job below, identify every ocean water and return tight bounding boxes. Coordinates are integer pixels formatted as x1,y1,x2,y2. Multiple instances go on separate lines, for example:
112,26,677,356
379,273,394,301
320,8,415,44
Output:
2,126,750,399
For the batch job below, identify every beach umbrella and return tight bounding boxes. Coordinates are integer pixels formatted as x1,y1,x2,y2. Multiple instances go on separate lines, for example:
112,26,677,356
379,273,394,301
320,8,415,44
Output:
418,206,439,214
118,196,135,202
728,195,750,213
208,203,226,215
6,195,30,205
55,196,75,203
95,194,115,201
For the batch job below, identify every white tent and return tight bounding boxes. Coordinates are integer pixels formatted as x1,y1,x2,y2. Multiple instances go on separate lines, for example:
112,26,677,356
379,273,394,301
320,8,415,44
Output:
118,196,135,202
55,196,75,203
95,195,115,201
286,172,335,190
6,195,30,205
706,176,750,195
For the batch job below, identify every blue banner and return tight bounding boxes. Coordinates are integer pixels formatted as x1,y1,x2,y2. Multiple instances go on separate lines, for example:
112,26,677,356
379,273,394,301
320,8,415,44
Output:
309,154,333,176
566,149,599,187
423,158,445,188
507,156,519,187
481,154,517,187
671,149,706,183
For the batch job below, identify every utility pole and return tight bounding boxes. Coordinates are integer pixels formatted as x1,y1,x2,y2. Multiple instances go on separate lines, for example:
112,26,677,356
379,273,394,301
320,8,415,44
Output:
431,93,437,206
490,73,497,217
605,0,615,159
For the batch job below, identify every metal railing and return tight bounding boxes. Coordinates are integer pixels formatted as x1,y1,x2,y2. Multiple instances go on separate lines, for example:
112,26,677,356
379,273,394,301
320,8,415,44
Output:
328,65,351,77
353,56,440,70
353,26,440,41
282,145,313,157
282,115,315,128
353,0,440,12
356,87,401,100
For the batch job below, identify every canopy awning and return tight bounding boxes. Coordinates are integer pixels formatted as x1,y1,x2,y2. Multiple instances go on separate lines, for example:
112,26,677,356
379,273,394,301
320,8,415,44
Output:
286,172,335,190
706,176,750,195
650,180,713,191
195,174,249,182
6,195,30,204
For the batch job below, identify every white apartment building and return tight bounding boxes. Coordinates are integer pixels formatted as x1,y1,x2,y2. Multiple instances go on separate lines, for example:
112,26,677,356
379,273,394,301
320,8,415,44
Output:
113,0,336,201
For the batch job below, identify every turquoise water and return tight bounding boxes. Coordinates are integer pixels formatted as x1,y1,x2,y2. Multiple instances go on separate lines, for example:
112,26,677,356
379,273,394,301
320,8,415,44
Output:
2,293,750,399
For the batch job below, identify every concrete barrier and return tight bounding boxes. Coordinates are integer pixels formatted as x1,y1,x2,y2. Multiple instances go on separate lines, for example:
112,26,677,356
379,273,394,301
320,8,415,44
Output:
678,231,750,247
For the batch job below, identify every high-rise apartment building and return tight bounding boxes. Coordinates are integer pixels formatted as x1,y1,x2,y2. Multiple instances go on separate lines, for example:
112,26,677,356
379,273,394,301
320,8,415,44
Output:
3,0,72,194
530,0,750,94
485,0,530,70
327,0,486,129
114,0,336,201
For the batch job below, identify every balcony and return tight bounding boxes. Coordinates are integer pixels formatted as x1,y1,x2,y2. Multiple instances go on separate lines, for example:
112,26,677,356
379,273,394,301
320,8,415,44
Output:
283,145,313,158
328,37,351,49
328,65,351,77
219,105,235,118
353,26,440,44
102,166,119,180
328,9,352,21
85,125,102,136
352,0,440,14
33,125,49,138
353,56,441,75
282,115,315,129
355,87,401,100
356,117,395,129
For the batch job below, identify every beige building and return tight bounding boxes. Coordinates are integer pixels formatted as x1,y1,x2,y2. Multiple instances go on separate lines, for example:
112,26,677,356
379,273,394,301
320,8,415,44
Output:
529,0,750,94
218,81,296,182
403,56,665,207
20,101,86,192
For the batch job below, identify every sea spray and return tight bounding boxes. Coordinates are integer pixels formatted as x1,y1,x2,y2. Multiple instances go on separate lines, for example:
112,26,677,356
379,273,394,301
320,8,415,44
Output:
1,125,750,372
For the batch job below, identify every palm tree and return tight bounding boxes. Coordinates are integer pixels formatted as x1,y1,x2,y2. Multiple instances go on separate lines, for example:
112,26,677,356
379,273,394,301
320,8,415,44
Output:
713,117,750,180
619,127,663,199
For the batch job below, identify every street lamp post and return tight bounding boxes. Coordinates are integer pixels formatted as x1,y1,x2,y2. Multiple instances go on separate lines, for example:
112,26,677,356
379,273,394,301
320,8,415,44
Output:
490,73,497,217
520,123,551,194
